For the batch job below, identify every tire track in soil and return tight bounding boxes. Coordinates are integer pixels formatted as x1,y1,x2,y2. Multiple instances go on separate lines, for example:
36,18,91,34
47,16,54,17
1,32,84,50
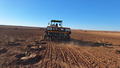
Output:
51,44,64,68
66,46,89,68
40,43,56,68
60,45,80,68
73,46,108,68
89,48,119,68
65,46,83,68
83,47,119,68
53,44,58,61
96,54,119,68
44,42,53,68
68,46,96,68
49,42,53,68
57,44,71,68
66,46,90,68
58,45,66,62
51,44,57,68
44,44,51,68
40,44,49,68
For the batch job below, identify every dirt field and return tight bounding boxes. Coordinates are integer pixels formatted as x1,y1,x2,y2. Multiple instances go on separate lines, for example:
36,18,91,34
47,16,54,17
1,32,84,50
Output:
0,25,120,68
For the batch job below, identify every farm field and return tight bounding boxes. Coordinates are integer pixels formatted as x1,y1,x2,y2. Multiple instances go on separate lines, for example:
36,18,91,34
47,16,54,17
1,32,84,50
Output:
0,25,120,68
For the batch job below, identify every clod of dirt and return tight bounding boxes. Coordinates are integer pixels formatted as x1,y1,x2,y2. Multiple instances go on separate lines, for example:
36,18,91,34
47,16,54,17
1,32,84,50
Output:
15,39,25,42
27,45,34,48
39,46,42,48
31,46,42,49
31,45,45,51
40,39,44,41
31,46,39,49
21,53,37,60
7,42,21,46
0,48,8,54
35,41,46,44
19,40,25,42
14,39,19,42
116,50,120,54
40,41,46,44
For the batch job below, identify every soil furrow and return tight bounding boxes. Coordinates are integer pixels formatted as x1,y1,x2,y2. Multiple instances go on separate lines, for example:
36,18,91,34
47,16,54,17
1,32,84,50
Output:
58,45,72,68
59,45,79,68
89,48,119,68
40,44,49,68
67,46,90,68
66,46,82,68
74,47,107,68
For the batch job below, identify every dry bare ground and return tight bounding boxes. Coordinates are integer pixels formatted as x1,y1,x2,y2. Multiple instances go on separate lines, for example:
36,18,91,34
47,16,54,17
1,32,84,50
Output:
0,25,120,68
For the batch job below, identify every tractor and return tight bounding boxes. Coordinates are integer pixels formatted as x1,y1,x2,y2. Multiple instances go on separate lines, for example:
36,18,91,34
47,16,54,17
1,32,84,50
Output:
44,20,71,41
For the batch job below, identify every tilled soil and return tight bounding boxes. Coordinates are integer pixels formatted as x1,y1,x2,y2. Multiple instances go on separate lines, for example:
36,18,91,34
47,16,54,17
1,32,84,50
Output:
0,26,120,68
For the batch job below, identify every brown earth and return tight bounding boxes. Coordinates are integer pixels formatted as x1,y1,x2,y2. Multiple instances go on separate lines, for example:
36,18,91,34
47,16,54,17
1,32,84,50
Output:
0,25,120,68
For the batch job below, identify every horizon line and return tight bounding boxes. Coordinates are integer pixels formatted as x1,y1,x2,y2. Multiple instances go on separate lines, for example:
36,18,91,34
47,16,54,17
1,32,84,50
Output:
0,24,120,32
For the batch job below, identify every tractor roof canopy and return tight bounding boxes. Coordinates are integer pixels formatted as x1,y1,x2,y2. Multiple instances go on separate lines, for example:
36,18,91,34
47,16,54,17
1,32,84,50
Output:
49,20,63,27
51,20,62,23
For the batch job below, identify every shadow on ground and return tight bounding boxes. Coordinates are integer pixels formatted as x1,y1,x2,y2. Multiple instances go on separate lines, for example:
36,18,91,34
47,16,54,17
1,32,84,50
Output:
7,42,21,46
0,48,8,55
10,54,42,65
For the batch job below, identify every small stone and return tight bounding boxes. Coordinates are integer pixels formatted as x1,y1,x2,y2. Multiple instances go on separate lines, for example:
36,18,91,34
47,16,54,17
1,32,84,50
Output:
39,46,42,48
21,54,37,60
21,56,30,60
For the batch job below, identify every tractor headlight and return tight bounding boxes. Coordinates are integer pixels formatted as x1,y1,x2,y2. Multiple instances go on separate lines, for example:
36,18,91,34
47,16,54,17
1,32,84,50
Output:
61,28,64,31
65,29,70,31
47,27,52,30
68,29,70,31
65,29,67,31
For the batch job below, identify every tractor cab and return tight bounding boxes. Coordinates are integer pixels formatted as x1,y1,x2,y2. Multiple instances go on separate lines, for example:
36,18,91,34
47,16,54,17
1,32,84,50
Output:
48,20,62,27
